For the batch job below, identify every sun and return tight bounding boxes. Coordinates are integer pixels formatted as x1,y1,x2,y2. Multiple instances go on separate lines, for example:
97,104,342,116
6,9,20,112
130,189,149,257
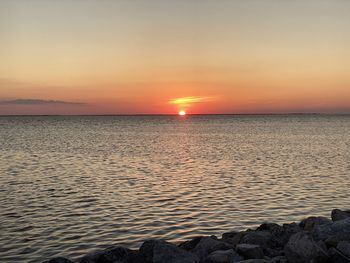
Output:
178,110,186,116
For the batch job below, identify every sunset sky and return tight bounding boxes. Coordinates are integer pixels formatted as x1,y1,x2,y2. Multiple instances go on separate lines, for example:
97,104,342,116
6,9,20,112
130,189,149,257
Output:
0,0,349,115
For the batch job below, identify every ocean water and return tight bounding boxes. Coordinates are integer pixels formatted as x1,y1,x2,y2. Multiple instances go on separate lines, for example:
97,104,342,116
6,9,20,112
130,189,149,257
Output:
0,115,349,262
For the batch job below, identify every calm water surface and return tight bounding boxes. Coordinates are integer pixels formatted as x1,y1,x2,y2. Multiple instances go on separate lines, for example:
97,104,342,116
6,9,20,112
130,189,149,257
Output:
0,115,349,262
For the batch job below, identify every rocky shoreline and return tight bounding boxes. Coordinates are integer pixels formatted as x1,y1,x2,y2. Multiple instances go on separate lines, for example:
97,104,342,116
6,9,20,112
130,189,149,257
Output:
43,209,350,263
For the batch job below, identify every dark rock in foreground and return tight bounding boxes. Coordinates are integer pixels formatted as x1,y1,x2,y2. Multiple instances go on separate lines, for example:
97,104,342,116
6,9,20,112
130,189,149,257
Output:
42,209,350,263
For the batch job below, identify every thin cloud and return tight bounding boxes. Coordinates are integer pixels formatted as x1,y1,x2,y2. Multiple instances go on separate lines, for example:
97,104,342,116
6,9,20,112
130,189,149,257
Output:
169,96,215,105
0,99,86,106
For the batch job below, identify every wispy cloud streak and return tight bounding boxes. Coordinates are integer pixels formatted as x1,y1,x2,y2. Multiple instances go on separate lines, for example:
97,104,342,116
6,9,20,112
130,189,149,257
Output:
0,99,86,106
169,96,215,105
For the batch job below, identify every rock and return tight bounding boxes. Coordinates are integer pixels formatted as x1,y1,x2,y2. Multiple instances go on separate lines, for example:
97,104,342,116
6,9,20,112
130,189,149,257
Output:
222,231,239,240
204,249,243,263
42,258,74,263
234,260,268,263
256,223,281,232
236,244,264,259
268,256,287,263
299,216,332,231
240,231,273,249
328,247,350,263
223,231,247,246
337,241,350,258
139,239,199,263
331,209,350,221
191,236,232,260
284,231,328,263
264,248,283,258
80,246,138,263
178,236,203,251
278,223,301,247
312,217,350,245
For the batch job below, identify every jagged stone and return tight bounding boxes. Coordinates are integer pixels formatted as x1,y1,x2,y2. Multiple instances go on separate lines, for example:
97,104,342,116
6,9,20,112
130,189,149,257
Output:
337,241,350,258
331,209,350,221
191,236,232,261
140,239,199,263
284,231,328,263
204,249,243,263
222,231,247,246
299,216,332,231
79,246,139,263
178,236,203,251
42,258,74,263
327,247,350,263
236,244,264,259
312,217,350,246
240,231,273,249
222,231,239,240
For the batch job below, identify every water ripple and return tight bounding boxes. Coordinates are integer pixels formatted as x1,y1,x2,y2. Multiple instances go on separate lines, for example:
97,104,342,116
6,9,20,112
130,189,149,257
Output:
0,115,349,263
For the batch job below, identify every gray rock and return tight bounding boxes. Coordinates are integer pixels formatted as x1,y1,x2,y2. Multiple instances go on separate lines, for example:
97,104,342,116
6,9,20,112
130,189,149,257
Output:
312,217,350,245
299,216,332,231
223,231,247,246
80,246,137,263
236,244,264,259
240,231,273,249
222,231,239,240
192,236,232,260
140,239,199,263
204,249,243,263
331,209,350,221
264,248,283,258
269,256,287,263
178,236,203,251
42,258,74,263
257,222,300,248
328,247,350,263
284,231,328,263
337,241,350,258
234,260,268,263
256,223,282,232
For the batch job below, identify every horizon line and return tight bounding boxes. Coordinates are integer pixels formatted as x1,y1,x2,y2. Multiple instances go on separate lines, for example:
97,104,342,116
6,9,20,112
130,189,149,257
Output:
1,112,350,117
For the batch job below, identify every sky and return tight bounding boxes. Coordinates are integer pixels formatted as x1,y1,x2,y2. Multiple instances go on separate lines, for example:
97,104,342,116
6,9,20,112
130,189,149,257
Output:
0,0,349,115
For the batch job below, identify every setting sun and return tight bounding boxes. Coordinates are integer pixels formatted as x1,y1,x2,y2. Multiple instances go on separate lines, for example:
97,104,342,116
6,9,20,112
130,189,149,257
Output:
179,110,186,116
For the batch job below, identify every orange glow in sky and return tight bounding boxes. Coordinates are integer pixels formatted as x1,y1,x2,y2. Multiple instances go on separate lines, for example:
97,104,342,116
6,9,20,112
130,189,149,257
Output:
0,0,350,115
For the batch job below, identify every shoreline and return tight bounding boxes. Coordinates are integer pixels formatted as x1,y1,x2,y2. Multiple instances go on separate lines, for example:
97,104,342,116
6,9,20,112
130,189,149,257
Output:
43,209,350,263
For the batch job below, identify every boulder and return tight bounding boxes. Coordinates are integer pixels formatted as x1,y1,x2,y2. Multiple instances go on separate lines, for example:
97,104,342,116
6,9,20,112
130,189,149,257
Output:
204,249,243,263
140,239,199,263
178,236,203,251
42,258,74,263
223,231,247,246
327,247,350,263
240,231,272,249
331,209,350,221
256,223,282,232
234,260,268,263
278,223,301,247
284,231,328,263
79,246,138,263
222,231,239,240
268,256,287,263
337,241,350,258
236,244,264,259
264,248,283,258
191,236,232,260
312,217,350,245
299,216,332,231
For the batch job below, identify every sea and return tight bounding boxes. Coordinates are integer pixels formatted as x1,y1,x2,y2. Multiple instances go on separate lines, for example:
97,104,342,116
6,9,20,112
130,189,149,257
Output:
0,115,349,262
